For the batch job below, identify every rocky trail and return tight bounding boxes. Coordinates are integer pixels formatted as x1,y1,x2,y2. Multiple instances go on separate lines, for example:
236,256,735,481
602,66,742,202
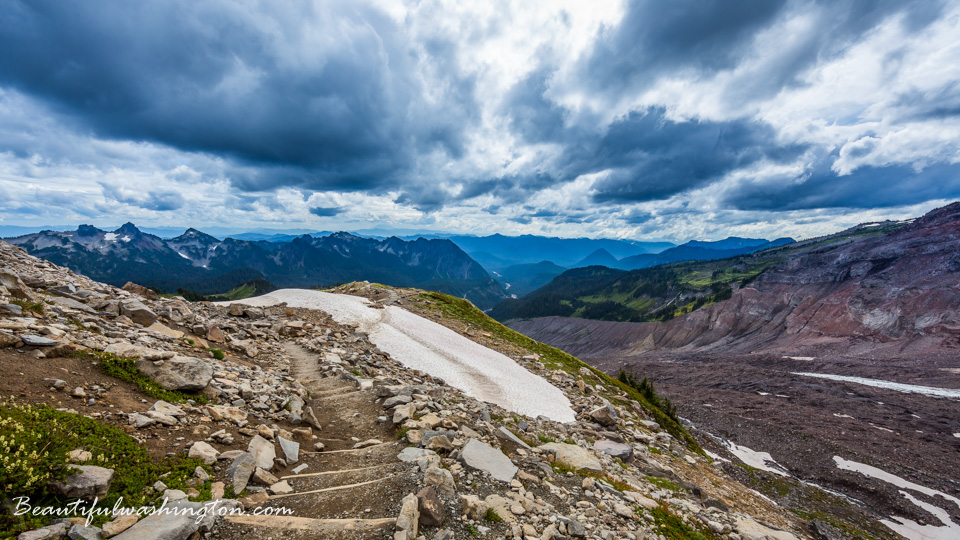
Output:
216,343,413,539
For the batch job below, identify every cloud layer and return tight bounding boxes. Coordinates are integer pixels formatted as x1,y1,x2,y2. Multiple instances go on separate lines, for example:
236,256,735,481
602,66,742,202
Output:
1,0,958,241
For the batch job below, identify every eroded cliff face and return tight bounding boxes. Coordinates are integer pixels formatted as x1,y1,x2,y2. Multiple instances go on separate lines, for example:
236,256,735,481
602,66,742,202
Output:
514,203,960,361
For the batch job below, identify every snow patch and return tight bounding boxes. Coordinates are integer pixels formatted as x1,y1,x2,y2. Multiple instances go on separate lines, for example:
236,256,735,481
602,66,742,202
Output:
833,413,853,419
121,235,131,242
177,251,190,259
723,440,791,476
834,456,960,540
793,372,960,400
224,289,576,422
104,233,117,242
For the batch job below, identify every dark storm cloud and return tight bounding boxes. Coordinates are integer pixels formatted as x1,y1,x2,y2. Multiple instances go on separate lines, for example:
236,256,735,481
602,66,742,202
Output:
580,0,944,100
725,158,960,211
308,206,342,217
0,0,474,195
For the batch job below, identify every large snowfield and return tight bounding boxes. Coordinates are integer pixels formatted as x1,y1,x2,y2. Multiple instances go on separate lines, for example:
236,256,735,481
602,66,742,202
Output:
224,289,576,423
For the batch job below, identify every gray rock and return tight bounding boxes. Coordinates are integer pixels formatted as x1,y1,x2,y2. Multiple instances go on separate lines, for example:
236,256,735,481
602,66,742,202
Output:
129,413,156,429
20,334,59,347
120,300,157,326
396,493,419,538
458,439,518,483
67,524,101,540
187,441,219,465
136,356,212,391
149,401,185,417
540,442,602,473
277,436,299,463
567,518,586,537
495,427,531,449
424,466,456,498
0,270,39,302
1,303,23,316
393,403,416,424
383,394,412,408
397,447,437,463
589,405,618,427
594,439,634,462
226,452,256,493
49,465,114,500
247,435,276,470
17,522,67,540
303,406,321,430
112,501,211,540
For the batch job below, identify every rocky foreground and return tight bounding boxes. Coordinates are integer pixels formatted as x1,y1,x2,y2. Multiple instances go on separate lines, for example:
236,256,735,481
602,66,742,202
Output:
1,238,831,540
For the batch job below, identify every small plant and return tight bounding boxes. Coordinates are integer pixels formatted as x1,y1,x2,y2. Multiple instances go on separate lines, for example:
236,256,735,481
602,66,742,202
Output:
466,524,479,537
650,503,717,540
396,426,411,440
484,508,503,522
0,399,211,536
536,433,556,444
647,475,684,492
184,338,196,346
208,348,225,360
11,298,44,315
73,351,208,404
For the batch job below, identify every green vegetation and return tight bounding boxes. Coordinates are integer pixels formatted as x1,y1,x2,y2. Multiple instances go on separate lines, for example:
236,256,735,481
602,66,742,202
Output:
208,348,225,360
10,298,44,315
466,523,479,537
650,504,718,540
0,400,211,537
396,426,411,440
647,475,684,492
617,369,678,423
536,433,557,444
176,278,276,302
417,291,702,454
73,350,208,404
484,508,503,522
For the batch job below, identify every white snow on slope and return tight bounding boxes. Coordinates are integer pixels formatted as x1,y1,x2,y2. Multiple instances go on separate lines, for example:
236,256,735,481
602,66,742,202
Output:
834,456,960,540
224,289,576,422
723,440,791,476
793,372,960,400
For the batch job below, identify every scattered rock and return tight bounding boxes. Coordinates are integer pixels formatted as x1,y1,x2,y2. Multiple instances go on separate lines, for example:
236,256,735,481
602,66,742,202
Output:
49,465,114,500
458,438,518,482
417,486,445,526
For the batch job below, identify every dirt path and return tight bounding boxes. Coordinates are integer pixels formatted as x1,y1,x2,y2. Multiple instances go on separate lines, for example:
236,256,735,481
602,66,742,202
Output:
215,343,417,539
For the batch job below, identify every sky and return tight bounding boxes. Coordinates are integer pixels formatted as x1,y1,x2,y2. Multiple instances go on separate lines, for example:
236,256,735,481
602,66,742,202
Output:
1,0,959,242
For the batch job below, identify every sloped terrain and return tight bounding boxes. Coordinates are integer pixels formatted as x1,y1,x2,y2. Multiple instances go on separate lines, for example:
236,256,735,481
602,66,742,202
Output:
1,238,878,540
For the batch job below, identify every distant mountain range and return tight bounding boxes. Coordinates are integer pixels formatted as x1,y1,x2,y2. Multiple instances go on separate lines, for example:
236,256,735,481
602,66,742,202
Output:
5,224,507,309
573,237,794,270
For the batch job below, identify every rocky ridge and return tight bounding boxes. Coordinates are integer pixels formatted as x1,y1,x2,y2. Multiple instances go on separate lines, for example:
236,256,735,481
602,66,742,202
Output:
1,239,815,540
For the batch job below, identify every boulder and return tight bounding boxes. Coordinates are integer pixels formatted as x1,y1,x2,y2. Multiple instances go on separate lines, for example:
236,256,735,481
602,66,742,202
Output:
149,401,185,417
247,435,276,470
17,522,67,540
589,405,618,427
101,515,139,536
277,436,299,463
495,427,531,449
49,465,114,500
67,524,101,540
112,500,214,540
424,466,456,498
122,282,159,300
146,323,183,339
594,439,634,462
396,493,419,538
187,441,219,465
0,332,20,348
417,486,445,526
539,442,602,473
226,452,256,493
0,270,39,302
120,300,157,326
20,334,59,347
735,515,800,540
458,439,518,482
136,356,212,391
460,494,487,520
206,325,225,343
